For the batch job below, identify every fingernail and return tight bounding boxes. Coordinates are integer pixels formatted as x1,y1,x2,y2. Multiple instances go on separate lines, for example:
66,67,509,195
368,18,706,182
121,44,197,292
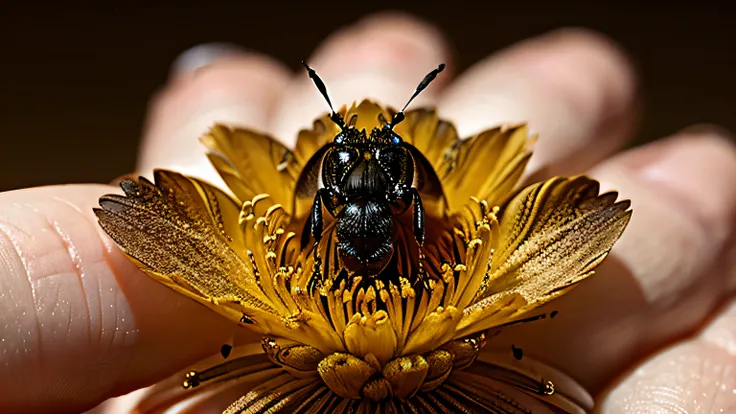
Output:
679,123,735,141
170,42,247,76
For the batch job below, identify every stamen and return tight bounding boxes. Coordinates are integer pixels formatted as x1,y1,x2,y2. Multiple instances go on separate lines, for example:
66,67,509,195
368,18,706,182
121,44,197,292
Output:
181,354,274,389
356,288,366,315
247,250,261,286
494,312,549,329
365,286,377,315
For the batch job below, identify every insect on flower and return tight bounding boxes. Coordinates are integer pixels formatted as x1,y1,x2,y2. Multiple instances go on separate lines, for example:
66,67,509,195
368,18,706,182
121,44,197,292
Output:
300,62,444,283
95,62,632,413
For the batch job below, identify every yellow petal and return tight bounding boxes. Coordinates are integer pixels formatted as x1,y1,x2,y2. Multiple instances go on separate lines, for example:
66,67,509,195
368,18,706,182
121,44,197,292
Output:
393,108,460,168
262,337,323,377
441,331,487,370
402,306,461,356
201,124,297,209
455,293,527,338
318,353,376,399
421,349,454,391
437,124,535,212
344,310,398,366
362,377,393,402
478,176,631,312
382,355,429,399
345,100,392,132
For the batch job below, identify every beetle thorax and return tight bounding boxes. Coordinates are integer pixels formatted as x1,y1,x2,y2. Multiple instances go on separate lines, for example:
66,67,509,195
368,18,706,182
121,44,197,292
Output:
343,155,388,200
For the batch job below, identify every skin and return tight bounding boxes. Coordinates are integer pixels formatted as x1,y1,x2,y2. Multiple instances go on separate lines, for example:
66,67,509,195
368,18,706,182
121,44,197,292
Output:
1,12,735,414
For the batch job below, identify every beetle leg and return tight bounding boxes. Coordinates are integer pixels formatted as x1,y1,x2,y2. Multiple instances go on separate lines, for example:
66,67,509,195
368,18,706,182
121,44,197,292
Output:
307,188,332,294
411,187,425,245
308,245,323,295
310,188,328,243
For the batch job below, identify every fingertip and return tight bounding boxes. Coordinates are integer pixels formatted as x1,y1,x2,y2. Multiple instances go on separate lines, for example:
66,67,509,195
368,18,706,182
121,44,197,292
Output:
169,42,248,77
440,26,639,177
310,11,451,74
603,126,736,237
527,26,638,118
354,11,452,68
271,12,452,143
138,48,291,185
0,185,259,412
590,127,736,303
149,51,290,131
599,301,736,413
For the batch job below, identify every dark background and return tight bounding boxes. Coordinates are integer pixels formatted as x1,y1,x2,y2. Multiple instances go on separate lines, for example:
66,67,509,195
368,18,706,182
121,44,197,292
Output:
1,3,733,191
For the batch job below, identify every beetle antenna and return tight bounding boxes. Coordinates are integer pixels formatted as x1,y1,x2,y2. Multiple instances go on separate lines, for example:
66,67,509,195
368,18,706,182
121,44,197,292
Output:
302,62,345,129
390,63,446,128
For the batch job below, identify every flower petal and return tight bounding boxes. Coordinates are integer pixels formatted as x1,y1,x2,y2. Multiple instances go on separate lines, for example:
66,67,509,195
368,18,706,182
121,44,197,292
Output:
473,351,594,412
456,293,527,338
383,355,429,399
224,373,322,414
437,124,535,212
202,124,297,209
477,176,631,314
95,170,282,328
393,109,460,168
442,371,577,413
344,310,398,366
318,353,376,399
134,345,278,413
402,306,462,356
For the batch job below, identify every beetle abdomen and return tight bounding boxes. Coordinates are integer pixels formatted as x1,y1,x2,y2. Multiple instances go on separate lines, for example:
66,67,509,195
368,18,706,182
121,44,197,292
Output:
336,199,393,273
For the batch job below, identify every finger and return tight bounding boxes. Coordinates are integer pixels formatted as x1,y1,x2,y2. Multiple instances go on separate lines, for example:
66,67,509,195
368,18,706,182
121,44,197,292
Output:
599,298,736,413
83,388,149,414
137,44,291,185
0,185,260,413
488,127,736,391
270,12,452,145
439,28,638,177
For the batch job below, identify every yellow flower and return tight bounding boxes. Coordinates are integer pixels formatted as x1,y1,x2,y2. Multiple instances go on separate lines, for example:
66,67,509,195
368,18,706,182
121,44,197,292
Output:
96,100,630,413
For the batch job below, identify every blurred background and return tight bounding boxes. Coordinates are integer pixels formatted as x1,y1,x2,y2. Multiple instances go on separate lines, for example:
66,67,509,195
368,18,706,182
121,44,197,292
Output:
1,2,733,191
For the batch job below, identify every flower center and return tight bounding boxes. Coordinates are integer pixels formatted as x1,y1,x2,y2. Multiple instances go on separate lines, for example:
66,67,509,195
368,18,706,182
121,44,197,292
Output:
262,332,487,401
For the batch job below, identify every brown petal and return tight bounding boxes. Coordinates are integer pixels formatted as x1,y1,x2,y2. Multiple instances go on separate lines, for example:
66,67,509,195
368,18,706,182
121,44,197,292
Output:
479,176,631,312
95,170,283,327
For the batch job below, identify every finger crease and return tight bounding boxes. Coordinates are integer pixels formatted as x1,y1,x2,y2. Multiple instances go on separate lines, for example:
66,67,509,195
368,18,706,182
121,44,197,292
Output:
53,195,107,347
0,217,44,370
39,209,93,347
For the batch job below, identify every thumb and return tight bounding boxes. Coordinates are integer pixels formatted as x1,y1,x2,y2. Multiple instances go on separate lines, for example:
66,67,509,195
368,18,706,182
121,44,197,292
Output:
0,184,260,414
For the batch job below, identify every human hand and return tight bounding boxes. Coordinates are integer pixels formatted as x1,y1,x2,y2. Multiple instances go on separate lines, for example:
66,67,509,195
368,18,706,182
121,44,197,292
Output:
1,13,735,414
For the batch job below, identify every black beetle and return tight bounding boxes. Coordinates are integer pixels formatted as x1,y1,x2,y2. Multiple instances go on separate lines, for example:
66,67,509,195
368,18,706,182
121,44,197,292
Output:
299,62,445,277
